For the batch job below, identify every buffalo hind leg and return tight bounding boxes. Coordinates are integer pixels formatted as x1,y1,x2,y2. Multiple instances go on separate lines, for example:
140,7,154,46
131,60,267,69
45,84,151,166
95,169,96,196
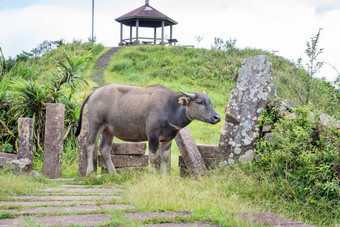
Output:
86,124,104,176
160,141,172,174
100,128,116,176
148,134,160,173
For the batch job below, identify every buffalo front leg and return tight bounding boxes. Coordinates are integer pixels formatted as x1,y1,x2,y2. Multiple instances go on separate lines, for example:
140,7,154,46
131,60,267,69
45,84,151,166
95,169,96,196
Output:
160,141,172,174
99,128,116,176
148,134,160,173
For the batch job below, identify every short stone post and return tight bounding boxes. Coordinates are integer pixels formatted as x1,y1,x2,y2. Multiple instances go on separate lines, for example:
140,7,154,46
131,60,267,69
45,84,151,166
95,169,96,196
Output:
17,118,34,171
42,103,65,178
175,127,208,176
218,55,276,165
78,104,97,176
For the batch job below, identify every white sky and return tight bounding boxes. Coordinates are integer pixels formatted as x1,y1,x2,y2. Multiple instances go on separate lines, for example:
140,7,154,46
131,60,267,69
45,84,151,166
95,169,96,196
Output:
0,0,339,81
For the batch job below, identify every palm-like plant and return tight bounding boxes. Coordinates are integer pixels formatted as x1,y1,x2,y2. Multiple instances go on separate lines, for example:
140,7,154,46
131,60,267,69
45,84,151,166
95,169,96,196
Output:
10,77,51,151
54,46,91,93
0,46,7,79
0,75,15,142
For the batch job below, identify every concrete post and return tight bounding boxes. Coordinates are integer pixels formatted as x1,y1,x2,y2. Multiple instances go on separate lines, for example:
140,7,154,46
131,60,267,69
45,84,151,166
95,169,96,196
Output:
42,103,65,179
78,104,97,177
17,118,34,171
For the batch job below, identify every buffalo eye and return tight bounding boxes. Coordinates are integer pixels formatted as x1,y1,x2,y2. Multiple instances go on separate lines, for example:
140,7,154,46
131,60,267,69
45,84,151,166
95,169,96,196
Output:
196,100,204,105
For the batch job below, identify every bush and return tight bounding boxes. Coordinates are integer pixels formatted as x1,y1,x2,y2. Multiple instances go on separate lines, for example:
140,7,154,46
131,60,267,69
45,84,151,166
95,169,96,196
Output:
254,106,339,219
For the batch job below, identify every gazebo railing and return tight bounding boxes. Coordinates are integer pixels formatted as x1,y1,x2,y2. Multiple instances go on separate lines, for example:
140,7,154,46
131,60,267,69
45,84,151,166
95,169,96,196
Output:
121,37,176,46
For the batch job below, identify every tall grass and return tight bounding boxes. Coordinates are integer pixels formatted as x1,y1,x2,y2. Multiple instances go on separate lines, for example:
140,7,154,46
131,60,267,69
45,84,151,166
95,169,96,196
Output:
0,170,49,200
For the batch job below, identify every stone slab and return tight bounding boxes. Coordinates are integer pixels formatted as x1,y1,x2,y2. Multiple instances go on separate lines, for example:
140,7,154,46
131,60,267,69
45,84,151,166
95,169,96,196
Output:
146,223,219,227
0,214,110,227
42,103,65,179
0,211,192,227
125,211,192,220
98,154,148,168
40,187,121,194
17,204,133,215
111,142,147,155
0,201,98,208
179,156,217,175
236,212,313,226
197,144,218,158
0,152,17,167
9,195,121,201
175,127,208,176
60,184,102,188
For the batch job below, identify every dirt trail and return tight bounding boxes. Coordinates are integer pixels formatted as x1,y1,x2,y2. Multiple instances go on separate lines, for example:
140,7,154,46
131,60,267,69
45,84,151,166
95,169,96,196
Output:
91,47,122,86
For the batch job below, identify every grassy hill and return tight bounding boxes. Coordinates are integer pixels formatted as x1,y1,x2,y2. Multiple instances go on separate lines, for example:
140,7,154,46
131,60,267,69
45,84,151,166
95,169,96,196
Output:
100,45,338,146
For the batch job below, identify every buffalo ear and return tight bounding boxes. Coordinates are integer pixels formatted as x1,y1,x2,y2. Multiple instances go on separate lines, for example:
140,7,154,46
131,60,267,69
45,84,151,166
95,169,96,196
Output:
177,97,190,106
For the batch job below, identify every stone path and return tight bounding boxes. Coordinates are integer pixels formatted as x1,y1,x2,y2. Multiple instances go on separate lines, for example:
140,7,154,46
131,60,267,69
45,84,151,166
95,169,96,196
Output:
0,183,314,226
0,184,219,226
91,47,122,86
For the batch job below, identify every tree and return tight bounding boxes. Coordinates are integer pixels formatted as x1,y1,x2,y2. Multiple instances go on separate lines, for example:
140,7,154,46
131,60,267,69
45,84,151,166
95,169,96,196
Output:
305,28,324,104
195,35,204,48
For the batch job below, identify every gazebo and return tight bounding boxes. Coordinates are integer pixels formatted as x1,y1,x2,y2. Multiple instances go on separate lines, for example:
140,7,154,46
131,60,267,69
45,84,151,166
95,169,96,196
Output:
115,0,178,46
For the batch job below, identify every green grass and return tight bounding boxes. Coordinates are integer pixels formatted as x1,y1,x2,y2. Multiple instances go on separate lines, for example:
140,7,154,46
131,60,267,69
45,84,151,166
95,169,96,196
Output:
0,170,52,200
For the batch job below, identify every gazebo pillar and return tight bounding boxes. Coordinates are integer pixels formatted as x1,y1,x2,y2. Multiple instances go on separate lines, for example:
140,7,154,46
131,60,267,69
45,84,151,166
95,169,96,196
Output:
120,23,123,44
130,26,132,43
170,25,173,45
154,27,157,45
161,20,165,45
136,19,139,43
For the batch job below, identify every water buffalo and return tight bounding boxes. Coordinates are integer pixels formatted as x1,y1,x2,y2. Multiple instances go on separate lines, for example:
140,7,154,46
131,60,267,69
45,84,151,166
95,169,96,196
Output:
75,84,220,176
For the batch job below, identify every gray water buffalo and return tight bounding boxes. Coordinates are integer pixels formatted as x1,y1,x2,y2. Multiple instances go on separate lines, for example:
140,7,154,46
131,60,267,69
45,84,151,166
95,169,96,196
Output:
75,84,220,176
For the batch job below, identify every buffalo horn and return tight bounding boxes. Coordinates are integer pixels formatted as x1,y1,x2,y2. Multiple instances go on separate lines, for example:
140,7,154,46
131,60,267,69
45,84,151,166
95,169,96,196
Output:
180,91,196,99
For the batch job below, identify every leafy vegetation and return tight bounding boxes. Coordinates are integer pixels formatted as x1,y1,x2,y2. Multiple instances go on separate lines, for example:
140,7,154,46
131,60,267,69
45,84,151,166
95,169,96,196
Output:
255,106,339,224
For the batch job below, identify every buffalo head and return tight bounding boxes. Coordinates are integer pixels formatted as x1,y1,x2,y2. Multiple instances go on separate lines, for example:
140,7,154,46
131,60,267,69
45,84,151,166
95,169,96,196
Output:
178,91,221,124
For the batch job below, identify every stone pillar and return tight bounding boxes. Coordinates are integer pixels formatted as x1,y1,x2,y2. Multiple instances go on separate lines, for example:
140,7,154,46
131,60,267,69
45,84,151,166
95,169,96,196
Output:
175,127,208,176
78,104,97,177
42,103,65,178
218,55,276,165
17,118,34,171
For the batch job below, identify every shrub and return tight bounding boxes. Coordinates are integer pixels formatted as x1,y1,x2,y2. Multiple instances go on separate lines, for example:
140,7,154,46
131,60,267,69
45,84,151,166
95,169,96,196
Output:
254,106,339,219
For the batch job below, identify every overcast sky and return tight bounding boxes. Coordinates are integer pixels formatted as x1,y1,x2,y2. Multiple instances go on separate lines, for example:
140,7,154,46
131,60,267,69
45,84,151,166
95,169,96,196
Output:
1,0,339,81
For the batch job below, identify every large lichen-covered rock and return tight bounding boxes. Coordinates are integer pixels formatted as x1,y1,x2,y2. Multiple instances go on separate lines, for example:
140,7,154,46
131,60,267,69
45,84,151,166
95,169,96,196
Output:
218,55,276,164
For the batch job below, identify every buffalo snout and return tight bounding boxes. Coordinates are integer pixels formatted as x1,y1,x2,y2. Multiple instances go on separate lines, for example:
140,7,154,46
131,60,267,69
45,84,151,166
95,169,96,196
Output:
211,113,221,124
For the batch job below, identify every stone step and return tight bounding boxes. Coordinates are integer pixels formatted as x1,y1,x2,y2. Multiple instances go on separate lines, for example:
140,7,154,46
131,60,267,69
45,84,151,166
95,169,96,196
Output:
0,211,192,227
0,213,110,227
0,200,100,208
9,195,121,201
0,204,134,216
40,187,121,194
236,212,313,227
146,223,219,227
59,184,102,188
98,154,149,168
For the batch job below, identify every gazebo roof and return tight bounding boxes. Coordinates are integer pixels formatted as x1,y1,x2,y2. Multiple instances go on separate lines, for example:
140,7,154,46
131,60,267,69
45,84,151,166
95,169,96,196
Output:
115,2,177,28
